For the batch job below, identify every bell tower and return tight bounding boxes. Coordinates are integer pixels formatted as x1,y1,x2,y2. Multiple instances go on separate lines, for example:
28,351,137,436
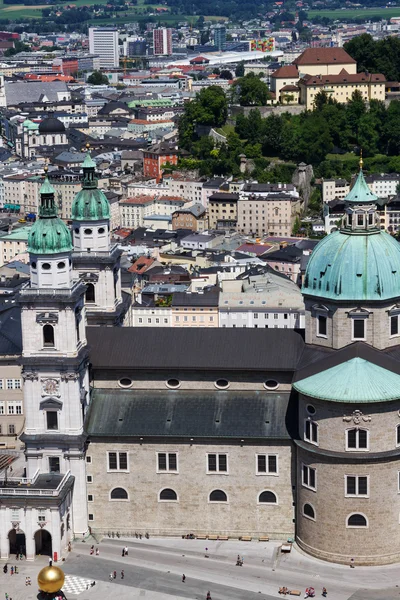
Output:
71,148,125,326
19,170,89,556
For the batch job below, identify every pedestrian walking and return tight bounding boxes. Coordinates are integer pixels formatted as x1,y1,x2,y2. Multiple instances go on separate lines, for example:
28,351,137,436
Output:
14,567,17,575
113,571,117,579
96,548,99,556
182,574,186,583
350,558,355,568
10,567,13,576
109,573,113,582
124,546,128,556
206,592,212,600
121,571,124,580
122,548,125,557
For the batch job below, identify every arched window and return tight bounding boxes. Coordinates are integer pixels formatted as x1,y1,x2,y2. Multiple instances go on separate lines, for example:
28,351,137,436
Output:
110,487,129,500
43,324,54,347
346,428,368,451
159,488,177,501
347,513,368,528
303,503,315,520
258,491,277,504
86,283,95,303
209,489,227,502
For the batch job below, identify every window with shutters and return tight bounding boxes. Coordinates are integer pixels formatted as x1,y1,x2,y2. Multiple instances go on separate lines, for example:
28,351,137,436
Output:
157,452,178,473
345,475,369,497
256,454,278,475
207,453,228,474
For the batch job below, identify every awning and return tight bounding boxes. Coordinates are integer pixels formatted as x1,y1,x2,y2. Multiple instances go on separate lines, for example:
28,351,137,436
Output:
27,213,36,219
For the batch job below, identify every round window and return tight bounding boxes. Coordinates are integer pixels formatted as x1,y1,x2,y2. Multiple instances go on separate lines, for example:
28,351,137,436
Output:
57,262,65,269
166,378,180,389
118,378,132,388
306,404,316,415
215,379,229,390
84,228,93,235
98,227,105,234
31,262,37,269
264,380,279,390
42,263,51,270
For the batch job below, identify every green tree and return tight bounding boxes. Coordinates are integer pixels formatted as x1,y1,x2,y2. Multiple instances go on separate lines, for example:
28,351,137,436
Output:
235,61,245,77
292,215,301,236
178,86,228,149
233,73,270,106
87,70,109,85
220,69,233,80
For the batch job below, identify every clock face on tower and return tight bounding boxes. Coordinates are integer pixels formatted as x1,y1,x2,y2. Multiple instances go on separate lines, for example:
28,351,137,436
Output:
41,378,60,397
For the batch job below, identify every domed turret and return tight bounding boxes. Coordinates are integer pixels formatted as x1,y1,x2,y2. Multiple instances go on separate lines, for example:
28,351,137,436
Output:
302,155,400,350
39,112,66,134
28,168,73,289
71,151,110,222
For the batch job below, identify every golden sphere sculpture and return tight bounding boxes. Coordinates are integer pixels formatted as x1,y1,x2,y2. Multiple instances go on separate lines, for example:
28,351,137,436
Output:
37,566,65,594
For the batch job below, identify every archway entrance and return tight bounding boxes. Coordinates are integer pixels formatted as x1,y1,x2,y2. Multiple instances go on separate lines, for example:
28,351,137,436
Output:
34,529,52,557
9,529,26,556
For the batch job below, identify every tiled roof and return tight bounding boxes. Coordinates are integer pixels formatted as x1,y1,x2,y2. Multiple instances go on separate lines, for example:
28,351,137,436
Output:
271,65,299,78
299,70,385,86
293,47,356,66
120,195,155,205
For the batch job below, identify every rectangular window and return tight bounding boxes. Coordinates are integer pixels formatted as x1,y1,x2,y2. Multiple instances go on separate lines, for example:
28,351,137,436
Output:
346,475,368,497
8,424,15,435
88,494,94,502
0,380,3,389
317,315,327,337
86,456,92,463
157,452,178,472
38,510,46,522
207,453,228,473
6,379,13,389
256,454,278,475
0,402,4,415
46,411,58,430
304,420,318,444
87,475,93,483
49,457,60,473
14,379,21,389
347,428,368,450
391,315,399,336
108,451,128,471
353,318,365,340
302,465,316,490
88,514,94,521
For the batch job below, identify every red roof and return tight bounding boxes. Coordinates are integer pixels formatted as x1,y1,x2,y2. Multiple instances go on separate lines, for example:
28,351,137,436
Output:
293,47,356,66
271,65,299,79
120,195,155,205
128,257,155,274
299,69,386,86
280,84,299,91
237,243,272,255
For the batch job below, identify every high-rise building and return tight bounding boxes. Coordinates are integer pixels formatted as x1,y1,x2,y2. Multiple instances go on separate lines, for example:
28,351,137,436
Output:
125,37,147,57
153,28,172,56
214,25,226,50
88,27,119,69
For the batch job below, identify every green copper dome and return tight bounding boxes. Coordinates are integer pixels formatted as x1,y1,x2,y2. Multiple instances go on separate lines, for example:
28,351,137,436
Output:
303,166,400,302
302,228,400,301
28,176,72,255
71,152,110,221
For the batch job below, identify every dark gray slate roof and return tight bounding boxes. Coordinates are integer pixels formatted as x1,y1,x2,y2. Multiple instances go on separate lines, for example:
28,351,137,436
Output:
86,389,291,439
86,327,304,371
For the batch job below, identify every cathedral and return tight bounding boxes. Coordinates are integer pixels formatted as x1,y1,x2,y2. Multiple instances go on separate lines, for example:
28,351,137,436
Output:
2,156,400,566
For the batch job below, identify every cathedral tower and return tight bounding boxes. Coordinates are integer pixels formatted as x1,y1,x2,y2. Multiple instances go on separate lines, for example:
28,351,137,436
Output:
17,171,89,559
71,150,124,326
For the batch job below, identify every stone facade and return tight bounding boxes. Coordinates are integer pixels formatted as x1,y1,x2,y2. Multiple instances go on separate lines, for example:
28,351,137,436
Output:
87,440,295,538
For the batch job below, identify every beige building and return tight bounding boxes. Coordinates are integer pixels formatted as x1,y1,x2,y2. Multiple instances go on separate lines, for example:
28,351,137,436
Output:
270,65,299,98
0,225,31,267
208,192,238,229
119,195,187,229
237,192,302,238
298,71,386,111
171,290,219,327
293,47,357,76
322,178,350,204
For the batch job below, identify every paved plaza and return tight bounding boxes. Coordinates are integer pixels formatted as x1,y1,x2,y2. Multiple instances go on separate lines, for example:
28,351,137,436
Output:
2,537,400,600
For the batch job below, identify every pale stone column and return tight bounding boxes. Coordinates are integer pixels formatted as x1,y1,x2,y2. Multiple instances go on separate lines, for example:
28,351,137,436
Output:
0,506,9,559
51,508,61,562
25,507,35,561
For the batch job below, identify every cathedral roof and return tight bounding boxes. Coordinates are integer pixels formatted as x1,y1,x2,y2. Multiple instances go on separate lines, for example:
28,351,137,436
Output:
302,167,400,301
294,357,400,402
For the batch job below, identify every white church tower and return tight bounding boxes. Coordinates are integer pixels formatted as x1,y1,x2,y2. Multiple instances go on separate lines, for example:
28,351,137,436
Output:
16,171,89,560
71,149,124,326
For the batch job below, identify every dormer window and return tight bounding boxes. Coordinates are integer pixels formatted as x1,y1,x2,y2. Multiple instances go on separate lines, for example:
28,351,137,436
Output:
348,308,369,341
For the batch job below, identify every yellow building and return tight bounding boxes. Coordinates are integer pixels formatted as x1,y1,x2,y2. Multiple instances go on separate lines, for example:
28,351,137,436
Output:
298,70,386,110
171,290,219,327
208,192,238,229
293,47,357,76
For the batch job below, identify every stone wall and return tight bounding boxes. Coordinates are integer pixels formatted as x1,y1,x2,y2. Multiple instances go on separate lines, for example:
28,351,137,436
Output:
86,440,295,539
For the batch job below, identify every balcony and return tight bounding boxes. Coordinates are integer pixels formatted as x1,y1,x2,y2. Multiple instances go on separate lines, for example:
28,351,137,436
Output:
0,470,73,497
